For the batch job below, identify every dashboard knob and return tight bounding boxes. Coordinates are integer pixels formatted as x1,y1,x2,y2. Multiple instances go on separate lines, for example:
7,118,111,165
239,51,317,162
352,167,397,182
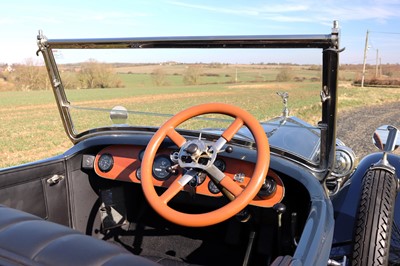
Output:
273,203,286,214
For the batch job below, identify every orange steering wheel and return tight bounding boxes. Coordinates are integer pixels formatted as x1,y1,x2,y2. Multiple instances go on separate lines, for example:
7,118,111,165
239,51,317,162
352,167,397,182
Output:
141,103,270,227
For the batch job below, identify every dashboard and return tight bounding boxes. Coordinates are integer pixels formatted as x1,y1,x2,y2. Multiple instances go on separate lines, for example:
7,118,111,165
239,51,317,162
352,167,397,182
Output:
94,144,284,208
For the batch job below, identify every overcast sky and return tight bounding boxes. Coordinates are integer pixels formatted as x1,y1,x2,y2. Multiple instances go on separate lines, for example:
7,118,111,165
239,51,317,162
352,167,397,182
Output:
1,0,400,64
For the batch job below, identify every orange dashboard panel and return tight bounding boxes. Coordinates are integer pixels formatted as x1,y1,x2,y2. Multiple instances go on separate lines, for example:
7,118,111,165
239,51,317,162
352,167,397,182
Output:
94,145,284,208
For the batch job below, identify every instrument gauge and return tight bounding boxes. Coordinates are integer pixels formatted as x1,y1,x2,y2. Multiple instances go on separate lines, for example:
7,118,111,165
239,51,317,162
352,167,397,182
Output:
98,153,114,172
136,167,142,180
214,158,226,172
208,180,220,194
152,156,172,180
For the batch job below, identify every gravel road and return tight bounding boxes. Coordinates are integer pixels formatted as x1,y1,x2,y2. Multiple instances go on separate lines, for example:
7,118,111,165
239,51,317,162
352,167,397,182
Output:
336,101,400,159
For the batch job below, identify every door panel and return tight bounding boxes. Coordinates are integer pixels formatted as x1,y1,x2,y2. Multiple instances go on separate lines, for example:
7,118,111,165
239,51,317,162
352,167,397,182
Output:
0,159,70,226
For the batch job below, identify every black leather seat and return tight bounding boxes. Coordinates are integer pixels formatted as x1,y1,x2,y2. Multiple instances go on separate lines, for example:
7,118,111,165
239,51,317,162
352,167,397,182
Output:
0,205,159,266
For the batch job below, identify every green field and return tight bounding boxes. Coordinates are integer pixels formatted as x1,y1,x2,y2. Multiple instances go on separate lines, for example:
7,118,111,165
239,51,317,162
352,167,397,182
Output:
0,64,399,168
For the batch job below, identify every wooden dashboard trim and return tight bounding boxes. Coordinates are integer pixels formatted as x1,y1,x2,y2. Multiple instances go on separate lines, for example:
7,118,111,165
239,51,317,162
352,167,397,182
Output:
94,145,284,208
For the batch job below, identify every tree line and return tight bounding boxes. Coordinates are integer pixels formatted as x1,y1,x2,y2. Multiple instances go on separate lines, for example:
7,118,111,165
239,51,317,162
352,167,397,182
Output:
0,59,123,91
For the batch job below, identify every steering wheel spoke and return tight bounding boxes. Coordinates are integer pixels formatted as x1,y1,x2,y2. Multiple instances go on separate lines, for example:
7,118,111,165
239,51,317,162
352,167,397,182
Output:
206,164,226,182
222,118,244,142
207,164,243,199
219,175,244,197
166,127,187,148
160,170,195,204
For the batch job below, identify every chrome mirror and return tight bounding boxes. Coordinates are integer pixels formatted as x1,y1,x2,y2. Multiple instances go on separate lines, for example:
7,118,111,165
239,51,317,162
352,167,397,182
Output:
373,125,399,152
110,106,128,125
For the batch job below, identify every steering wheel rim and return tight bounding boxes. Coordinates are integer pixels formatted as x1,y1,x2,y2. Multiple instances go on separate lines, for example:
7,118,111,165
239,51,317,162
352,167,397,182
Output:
141,103,270,227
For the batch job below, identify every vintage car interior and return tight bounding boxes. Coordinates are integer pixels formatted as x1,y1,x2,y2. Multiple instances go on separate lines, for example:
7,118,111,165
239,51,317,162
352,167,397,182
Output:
0,115,315,265
0,22,365,266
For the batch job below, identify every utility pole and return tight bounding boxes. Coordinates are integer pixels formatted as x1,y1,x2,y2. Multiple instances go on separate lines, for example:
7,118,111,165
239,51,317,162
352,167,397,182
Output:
235,67,238,83
361,30,369,87
379,58,382,77
375,49,379,78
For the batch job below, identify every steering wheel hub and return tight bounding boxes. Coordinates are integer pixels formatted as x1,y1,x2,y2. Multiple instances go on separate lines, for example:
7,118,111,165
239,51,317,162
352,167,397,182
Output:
178,139,213,170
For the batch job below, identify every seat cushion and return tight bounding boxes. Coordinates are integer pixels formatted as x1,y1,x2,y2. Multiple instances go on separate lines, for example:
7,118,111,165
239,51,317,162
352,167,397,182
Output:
0,205,158,266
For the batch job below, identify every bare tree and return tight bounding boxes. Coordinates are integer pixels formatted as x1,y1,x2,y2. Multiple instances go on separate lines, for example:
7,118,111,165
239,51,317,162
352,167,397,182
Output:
151,68,168,86
183,65,202,85
78,59,123,89
11,59,50,91
276,66,293,82
60,72,80,90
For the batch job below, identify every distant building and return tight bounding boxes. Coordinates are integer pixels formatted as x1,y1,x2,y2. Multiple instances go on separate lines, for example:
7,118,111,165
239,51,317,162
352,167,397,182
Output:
4,64,14,72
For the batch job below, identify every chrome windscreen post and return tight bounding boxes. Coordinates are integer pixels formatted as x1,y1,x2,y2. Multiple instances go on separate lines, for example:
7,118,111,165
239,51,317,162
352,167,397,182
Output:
36,30,77,143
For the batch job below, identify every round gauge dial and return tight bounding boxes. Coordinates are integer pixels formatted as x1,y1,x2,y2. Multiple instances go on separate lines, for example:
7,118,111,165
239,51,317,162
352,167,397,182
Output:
152,156,172,180
214,158,226,172
208,180,220,194
98,153,114,172
189,171,207,187
136,167,142,180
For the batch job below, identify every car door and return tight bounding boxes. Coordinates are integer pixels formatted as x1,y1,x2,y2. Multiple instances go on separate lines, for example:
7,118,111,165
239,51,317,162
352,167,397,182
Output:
0,158,70,226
